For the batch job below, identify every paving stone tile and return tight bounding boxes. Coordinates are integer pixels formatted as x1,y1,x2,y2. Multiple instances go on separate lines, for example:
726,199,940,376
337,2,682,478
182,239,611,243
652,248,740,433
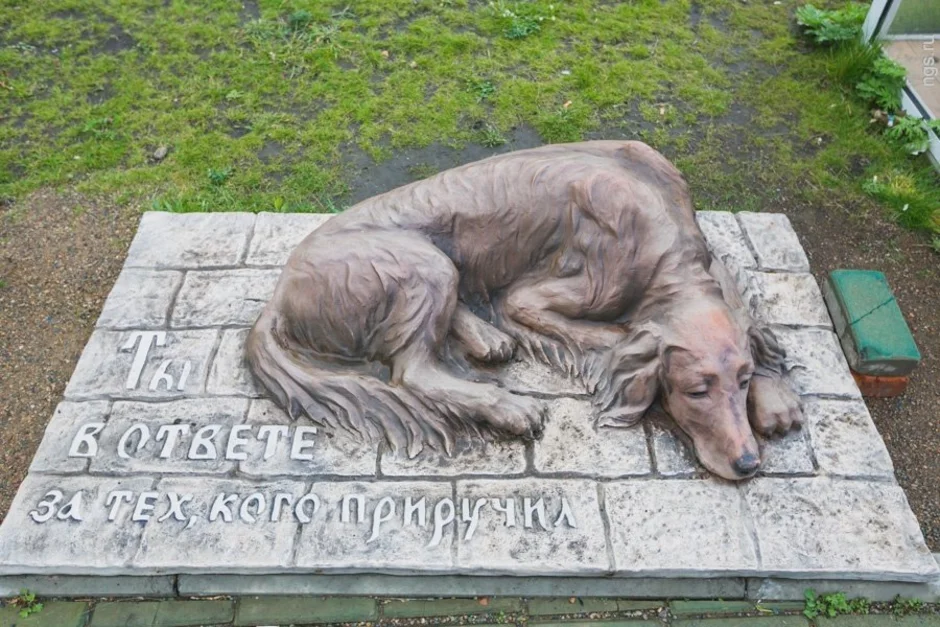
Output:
743,478,939,581
90,601,159,627
816,617,940,626
670,600,756,615
206,328,262,396
673,618,809,626
125,212,254,269
234,596,377,626
383,597,522,617
96,269,183,329
605,480,759,575
530,622,662,627
133,477,306,572
64,329,218,400
740,271,831,328
492,358,588,397
171,268,280,327
803,399,894,479
381,437,524,477
0,601,89,627
747,576,940,602
697,211,757,270
737,212,810,272
454,478,609,575
528,598,663,615
0,475,154,575
650,423,700,477
534,398,650,477
241,399,376,477
88,398,249,475
773,328,861,398
757,428,814,475
153,599,235,626
295,481,455,572
29,401,110,474
245,212,333,266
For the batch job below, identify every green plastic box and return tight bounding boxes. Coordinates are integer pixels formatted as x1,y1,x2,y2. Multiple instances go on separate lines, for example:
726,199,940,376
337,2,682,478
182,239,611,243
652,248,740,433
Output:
822,269,921,376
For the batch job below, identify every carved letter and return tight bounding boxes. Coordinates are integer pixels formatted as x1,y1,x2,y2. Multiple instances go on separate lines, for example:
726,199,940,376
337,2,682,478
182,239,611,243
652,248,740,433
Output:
123,331,166,390
523,497,547,530
290,426,318,461
295,493,320,523
404,496,426,528
176,360,192,391
156,424,191,458
368,496,395,543
461,498,487,541
105,490,133,522
158,492,193,522
271,493,294,522
341,494,365,523
554,497,577,528
117,424,151,459
68,422,105,457
258,425,288,460
148,359,174,391
225,425,252,461
239,492,266,523
427,497,455,548
132,491,159,522
209,493,237,522
491,498,516,527
29,490,63,523
188,425,221,460
55,491,83,521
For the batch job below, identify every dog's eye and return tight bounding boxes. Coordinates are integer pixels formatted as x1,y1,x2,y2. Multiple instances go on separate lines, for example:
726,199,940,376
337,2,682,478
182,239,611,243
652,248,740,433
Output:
686,390,708,399
739,379,751,390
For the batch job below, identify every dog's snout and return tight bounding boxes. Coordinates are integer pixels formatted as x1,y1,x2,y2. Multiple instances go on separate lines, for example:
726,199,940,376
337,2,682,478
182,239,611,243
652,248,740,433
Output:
732,452,760,477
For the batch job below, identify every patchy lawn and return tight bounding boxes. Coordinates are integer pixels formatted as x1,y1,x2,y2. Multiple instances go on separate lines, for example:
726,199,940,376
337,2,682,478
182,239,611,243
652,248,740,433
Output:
0,0,938,229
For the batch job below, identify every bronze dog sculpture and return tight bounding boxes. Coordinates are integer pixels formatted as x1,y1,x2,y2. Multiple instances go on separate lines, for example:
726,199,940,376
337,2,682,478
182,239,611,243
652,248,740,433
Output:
247,141,803,480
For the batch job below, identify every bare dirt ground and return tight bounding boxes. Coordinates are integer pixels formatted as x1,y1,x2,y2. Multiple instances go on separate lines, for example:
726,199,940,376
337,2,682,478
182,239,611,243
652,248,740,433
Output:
0,171,938,551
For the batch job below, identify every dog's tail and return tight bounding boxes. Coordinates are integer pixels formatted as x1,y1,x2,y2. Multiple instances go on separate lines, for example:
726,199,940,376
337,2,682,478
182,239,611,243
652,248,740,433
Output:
246,308,459,457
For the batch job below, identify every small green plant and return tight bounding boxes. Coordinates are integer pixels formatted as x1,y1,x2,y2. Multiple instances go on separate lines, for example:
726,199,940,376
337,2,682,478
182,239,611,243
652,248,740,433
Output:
468,78,496,102
81,117,117,140
479,123,507,147
150,194,184,212
207,167,233,186
10,589,43,618
884,115,940,155
892,596,925,616
287,9,314,32
803,589,870,619
856,55,907,111
932,237,940,254
491,2,553,40
795,3,867,45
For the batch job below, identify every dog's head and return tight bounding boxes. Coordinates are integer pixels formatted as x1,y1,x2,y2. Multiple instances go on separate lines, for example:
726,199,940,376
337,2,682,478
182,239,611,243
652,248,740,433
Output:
596,299,781,480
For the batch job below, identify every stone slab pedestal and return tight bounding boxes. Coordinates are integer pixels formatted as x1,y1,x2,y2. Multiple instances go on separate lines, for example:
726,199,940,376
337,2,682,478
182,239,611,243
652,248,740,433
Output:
0,211,936,597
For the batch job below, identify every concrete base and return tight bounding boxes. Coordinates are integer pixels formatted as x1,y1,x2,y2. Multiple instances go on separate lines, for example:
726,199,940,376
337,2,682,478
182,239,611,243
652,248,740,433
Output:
0,211,935,595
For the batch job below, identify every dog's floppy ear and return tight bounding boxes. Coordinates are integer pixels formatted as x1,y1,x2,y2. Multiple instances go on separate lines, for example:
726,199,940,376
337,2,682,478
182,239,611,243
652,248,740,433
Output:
749,324,786,377
594,324,662,428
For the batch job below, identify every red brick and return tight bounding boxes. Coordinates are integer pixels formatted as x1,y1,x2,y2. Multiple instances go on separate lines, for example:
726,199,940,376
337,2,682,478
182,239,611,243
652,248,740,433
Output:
852,371,908,397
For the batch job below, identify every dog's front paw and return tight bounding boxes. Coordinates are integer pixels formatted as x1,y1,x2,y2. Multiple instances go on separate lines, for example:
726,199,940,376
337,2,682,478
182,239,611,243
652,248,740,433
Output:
498,394,546,439
748,375,803,436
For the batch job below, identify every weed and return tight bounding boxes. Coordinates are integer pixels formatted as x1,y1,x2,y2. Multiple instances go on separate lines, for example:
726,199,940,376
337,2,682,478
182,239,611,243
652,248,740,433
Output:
0,278,6,289
287,10,314,33
885,115,940,155
207,167,233,186
803,589,870,619
892,596,925,616
490,1,554,40
795,3,867,45
9,589,43,619
856,55,907,111
407,163,438,180
468,78,497,103
932,238,940,254
81,117,117,141
479,124,507,148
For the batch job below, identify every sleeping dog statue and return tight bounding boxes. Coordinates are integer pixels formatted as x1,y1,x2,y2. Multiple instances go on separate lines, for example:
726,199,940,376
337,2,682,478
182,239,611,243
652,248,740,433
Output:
247,141,803,480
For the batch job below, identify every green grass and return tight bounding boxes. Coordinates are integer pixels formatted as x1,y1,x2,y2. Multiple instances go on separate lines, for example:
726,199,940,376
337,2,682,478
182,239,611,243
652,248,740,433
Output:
0,0,937,232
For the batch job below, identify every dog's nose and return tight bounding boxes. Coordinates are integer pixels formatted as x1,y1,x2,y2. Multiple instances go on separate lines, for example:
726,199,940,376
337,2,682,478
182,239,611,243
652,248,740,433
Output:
732,453,760,476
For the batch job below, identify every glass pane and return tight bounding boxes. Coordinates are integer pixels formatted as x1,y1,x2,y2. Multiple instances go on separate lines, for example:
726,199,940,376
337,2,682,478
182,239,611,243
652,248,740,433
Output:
887,0,940,35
